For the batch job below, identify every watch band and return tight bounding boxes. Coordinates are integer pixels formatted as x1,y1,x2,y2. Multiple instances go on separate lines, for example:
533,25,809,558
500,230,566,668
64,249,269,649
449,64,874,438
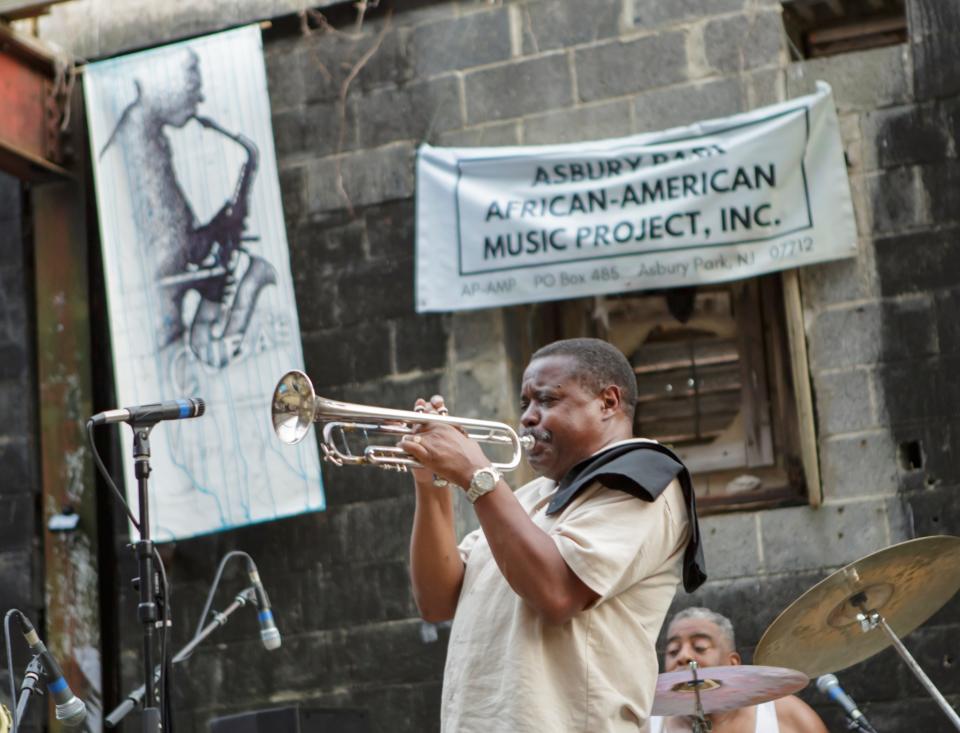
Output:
465,466,501,503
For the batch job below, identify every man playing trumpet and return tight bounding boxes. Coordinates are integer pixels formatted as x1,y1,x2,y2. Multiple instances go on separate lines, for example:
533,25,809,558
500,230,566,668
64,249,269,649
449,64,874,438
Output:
403,338,706,732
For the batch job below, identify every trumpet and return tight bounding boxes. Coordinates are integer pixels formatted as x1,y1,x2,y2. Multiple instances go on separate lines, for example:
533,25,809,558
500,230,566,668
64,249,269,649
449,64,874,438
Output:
271,370,533,472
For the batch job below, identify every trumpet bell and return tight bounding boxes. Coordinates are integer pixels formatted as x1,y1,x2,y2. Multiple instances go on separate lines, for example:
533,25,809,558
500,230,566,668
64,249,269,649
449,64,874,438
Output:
272,369,317,445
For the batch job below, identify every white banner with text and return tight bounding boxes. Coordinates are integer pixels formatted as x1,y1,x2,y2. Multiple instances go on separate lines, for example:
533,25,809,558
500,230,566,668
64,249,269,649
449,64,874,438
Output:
415,81,856,312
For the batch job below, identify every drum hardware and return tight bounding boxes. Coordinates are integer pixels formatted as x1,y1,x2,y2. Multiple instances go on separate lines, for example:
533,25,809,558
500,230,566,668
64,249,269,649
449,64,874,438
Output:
271,370,533,472
755,535,960,731
687,661,711,733
651,663,808,720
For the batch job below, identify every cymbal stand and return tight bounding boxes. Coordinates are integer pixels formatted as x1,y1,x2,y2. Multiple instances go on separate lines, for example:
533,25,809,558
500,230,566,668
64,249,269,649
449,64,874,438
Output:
856,607,960,730
687,661,712,733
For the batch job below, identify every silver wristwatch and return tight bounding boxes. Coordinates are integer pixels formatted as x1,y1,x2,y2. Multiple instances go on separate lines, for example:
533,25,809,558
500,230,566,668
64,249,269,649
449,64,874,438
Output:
465,466,501,503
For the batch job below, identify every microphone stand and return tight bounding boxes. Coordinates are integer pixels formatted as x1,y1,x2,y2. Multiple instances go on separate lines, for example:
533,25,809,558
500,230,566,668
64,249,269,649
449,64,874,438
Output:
12,657,44,733
132,424,162,733
105,588,258,728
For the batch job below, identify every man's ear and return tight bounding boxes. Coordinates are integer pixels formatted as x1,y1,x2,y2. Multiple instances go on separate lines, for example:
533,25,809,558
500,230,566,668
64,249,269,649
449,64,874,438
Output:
729,650,743,666
599,385,622,416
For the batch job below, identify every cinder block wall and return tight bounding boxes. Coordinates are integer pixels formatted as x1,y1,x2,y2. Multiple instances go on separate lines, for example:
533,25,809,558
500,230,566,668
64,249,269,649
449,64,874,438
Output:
27,0,960,730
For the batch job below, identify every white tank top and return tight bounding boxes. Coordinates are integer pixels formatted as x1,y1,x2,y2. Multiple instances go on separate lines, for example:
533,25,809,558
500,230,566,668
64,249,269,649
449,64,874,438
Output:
648,701,780,733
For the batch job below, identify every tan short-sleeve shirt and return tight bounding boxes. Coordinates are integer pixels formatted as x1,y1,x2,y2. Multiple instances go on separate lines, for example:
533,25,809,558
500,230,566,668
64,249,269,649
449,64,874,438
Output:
441,475,690,733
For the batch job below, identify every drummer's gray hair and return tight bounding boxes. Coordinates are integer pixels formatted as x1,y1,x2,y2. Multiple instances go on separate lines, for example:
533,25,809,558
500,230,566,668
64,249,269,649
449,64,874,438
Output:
671,607,736,649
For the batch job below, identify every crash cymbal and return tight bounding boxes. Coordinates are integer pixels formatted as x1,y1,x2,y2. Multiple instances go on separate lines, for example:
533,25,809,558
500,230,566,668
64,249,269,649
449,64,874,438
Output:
651,665,808,715
754,535,960,678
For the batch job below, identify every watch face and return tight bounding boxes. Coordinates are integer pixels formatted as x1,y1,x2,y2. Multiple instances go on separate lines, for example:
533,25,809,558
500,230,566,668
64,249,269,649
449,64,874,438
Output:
474,468,497,491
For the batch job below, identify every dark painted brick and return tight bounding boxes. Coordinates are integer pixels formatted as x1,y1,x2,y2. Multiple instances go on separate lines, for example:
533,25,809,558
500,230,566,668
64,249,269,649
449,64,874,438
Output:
901,482,960,537
298,23,412,105
410,8,511,77
289,214,367,270
877,360,948,426
394,314,449,374
866,167,925,235
264,39,306,111
0,173,21,227
301,320,393,387
320,460,409,508
273,100,345,161
0,382,31,432
365,200,415,263
354,75,462,148
0,439,33,494
519,0,621,54
865,104,950,169
921,158,960,229
339,372,443,411
0,493,33,550
897,624,960,697
0,342,27,380
279,165,306,225
0,549,36,611
337,259,417,323
465,53,574,124
877,298,939,363
575,32,687,103
909,0,960,100
661,572,829,654
292,271,343,333
876,228,960,297
889,420,960,492
702,11,783,74
857,696,960,731
936,289,960,354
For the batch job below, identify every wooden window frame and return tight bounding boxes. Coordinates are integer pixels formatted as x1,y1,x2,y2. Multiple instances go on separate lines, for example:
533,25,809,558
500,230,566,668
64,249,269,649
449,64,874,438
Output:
558,269,820,515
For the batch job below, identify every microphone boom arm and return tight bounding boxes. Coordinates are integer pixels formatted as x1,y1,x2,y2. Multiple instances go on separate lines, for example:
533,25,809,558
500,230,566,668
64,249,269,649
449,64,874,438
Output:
104,588,257,729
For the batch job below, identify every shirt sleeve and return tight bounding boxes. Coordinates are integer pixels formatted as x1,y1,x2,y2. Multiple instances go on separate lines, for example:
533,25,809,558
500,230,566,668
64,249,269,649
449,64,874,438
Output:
550,479,688,602
457,527,483,564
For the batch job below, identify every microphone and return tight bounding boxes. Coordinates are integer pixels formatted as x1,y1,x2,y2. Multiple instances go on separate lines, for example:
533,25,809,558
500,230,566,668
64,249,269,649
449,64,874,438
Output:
17,614,87,727
816,674,877,733
89,398,205,427
247,560,281,650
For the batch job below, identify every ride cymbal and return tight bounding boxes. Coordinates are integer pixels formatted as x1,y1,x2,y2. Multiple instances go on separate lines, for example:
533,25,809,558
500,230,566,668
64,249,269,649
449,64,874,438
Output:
652,665,809,715
754,535,960,677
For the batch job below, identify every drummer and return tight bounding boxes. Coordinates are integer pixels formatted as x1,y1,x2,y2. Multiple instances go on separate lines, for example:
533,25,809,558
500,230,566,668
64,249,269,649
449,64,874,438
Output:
651,607,828,733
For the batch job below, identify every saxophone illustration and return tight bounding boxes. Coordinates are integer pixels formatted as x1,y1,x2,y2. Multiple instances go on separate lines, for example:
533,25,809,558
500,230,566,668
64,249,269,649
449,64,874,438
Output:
178,115,278,368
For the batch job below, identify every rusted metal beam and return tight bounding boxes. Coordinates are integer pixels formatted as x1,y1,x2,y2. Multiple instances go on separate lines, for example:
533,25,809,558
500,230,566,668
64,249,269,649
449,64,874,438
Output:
33,83,102,733
0,22,70,180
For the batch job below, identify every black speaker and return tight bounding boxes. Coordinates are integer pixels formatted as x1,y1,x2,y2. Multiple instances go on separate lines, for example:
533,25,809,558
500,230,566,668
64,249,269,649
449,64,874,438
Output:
208,705,370,733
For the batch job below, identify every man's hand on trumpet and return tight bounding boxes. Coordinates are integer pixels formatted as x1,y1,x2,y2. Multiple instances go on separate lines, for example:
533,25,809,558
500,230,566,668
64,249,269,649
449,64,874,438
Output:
401,395,492,491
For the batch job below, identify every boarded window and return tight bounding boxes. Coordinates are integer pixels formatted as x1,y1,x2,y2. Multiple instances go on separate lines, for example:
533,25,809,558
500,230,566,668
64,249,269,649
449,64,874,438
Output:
782,0,906,60
560,273,816,515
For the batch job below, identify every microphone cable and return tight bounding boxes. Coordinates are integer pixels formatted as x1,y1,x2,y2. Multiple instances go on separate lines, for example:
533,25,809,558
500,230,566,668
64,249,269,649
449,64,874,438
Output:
4,610,19,731
86,420,140,531
191,551,257,644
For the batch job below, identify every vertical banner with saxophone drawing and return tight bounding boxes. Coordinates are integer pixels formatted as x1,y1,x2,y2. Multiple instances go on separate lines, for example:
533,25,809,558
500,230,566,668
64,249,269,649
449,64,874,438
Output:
84,25,323,541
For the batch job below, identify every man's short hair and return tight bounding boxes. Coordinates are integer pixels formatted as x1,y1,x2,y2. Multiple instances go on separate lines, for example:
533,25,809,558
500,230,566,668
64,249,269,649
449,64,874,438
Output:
670,607,737,650
531,338,638,420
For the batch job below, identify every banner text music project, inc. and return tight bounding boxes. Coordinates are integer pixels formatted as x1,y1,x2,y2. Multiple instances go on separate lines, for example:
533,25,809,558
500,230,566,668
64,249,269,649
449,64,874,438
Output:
415,81,857,312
